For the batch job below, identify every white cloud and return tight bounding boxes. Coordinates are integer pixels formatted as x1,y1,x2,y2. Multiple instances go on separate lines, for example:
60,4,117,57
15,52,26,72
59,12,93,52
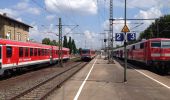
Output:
0,0,40,19
46,15,56,20
0,8,19,17
27,8,40,15
135,7,162,19
128,0,158,8
84,30,93,40
29,23,59,42
44,0,98,15
15,0,29,9
135,7,162,27
14,0,41,15
114,0,169,9
103,20,109,30
16,17,23,22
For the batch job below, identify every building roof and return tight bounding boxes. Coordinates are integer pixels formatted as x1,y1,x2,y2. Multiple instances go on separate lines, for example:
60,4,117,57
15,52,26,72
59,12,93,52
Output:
0,13,33,28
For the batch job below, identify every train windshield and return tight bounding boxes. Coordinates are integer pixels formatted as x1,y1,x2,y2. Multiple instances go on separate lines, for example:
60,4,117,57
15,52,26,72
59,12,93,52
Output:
151,42,161,48
161,41,170,48
82,50,89,54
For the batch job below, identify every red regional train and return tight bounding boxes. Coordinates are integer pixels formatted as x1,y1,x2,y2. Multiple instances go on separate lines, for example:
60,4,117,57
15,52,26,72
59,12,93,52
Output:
80,49,96,61
113,38,170,73
0,39,70,76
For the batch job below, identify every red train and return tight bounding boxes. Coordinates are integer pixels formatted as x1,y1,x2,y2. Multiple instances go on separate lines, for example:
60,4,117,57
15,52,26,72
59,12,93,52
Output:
0,39,70,76
113,38,170,73
80,49,96,61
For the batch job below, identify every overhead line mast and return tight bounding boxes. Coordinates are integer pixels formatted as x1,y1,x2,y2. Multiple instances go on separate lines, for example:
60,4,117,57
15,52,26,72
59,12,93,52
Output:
108,0,113,62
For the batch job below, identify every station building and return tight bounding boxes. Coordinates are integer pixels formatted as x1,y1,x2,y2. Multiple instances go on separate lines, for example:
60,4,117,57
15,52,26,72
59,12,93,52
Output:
0,13,32,42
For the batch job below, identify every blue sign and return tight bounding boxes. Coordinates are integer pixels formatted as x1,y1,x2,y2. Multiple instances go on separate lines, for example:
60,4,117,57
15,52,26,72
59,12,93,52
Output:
127,33,136,41
115,33,124,41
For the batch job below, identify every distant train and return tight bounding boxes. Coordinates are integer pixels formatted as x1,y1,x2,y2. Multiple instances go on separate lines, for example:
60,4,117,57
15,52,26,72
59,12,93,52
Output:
113,38,170,73
0,39,70,76
80,49,96,61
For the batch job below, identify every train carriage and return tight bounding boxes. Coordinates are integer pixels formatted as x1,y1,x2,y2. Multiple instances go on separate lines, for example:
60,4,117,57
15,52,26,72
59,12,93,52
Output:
113,38,170,73
80,49,95,61
62,47,70,61
0,39,70,76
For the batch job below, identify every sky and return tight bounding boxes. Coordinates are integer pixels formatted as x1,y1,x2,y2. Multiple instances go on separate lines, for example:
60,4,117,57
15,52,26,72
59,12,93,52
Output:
0,0,170,50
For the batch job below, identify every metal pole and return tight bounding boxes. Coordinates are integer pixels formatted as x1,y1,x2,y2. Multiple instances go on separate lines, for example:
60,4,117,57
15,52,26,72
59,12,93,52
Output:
58,18,63,67
157,19,159,38
105,33,107,59
109,0,113,62
124,0,127,82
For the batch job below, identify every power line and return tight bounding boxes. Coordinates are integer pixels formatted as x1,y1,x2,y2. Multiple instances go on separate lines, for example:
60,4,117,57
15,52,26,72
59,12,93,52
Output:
31,0,52,14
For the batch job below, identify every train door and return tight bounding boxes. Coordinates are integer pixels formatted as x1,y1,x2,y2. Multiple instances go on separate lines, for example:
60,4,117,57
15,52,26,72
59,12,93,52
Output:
144,42,148,62
50,48,53,64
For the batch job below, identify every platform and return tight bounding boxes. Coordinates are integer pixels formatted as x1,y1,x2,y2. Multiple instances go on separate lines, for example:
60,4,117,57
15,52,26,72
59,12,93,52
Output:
47,56,170,100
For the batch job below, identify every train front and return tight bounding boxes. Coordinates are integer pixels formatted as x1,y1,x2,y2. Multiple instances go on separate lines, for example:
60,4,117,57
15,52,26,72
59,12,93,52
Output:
150,38,170,73
80,49,91,61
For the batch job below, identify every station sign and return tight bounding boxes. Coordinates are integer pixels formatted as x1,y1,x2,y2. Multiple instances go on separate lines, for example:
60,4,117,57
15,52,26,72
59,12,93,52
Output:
127,33,136,41
115,33,124,41
115,33,136,41
121,24,130,33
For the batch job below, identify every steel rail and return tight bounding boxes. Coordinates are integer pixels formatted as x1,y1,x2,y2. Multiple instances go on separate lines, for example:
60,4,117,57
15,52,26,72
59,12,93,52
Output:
10,62,87,100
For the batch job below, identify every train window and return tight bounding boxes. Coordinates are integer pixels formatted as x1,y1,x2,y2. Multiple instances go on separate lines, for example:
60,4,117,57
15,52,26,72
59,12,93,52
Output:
38,49,41,56
140,43,144,49
132,45,135,50
46,49,48,56
30,48,33,56
25,48,29,57
42,49,45,56
161,41,170,48
45,49,48,56
0,47,1,59
6,46,12,58
44,49,46,56
151,42,161,48
19,47,23,57
34,48,37,56
82,50,89,54
41,49,43,56
43,49,45,56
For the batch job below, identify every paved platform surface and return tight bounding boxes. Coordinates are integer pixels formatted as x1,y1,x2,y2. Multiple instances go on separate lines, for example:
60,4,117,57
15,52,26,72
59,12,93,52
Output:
47,56,170,100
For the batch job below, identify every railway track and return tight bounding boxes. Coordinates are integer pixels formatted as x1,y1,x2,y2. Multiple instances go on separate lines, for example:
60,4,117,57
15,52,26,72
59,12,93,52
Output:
7,62,87,100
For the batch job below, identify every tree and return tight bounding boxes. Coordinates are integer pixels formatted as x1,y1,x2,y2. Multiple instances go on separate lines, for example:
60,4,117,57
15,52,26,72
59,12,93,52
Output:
68,37,72,54
42,38,51,45
72,39,77,54
63,36,68,48
139,15,170,40
51,40,58,46
78,48,82,54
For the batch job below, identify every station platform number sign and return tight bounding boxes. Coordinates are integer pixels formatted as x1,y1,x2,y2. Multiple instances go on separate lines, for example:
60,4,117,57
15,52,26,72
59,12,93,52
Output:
115,33,124,41
115,33,136,41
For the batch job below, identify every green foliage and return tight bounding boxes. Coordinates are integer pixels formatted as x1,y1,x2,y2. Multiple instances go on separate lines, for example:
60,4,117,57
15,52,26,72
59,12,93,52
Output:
42,36,77,54
42,38,59,46
78,48,82,54
51,40,59,46
63,36,68,48
72,39,77,54
68,37,72,54
42,38,51,45
139,14,170,40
